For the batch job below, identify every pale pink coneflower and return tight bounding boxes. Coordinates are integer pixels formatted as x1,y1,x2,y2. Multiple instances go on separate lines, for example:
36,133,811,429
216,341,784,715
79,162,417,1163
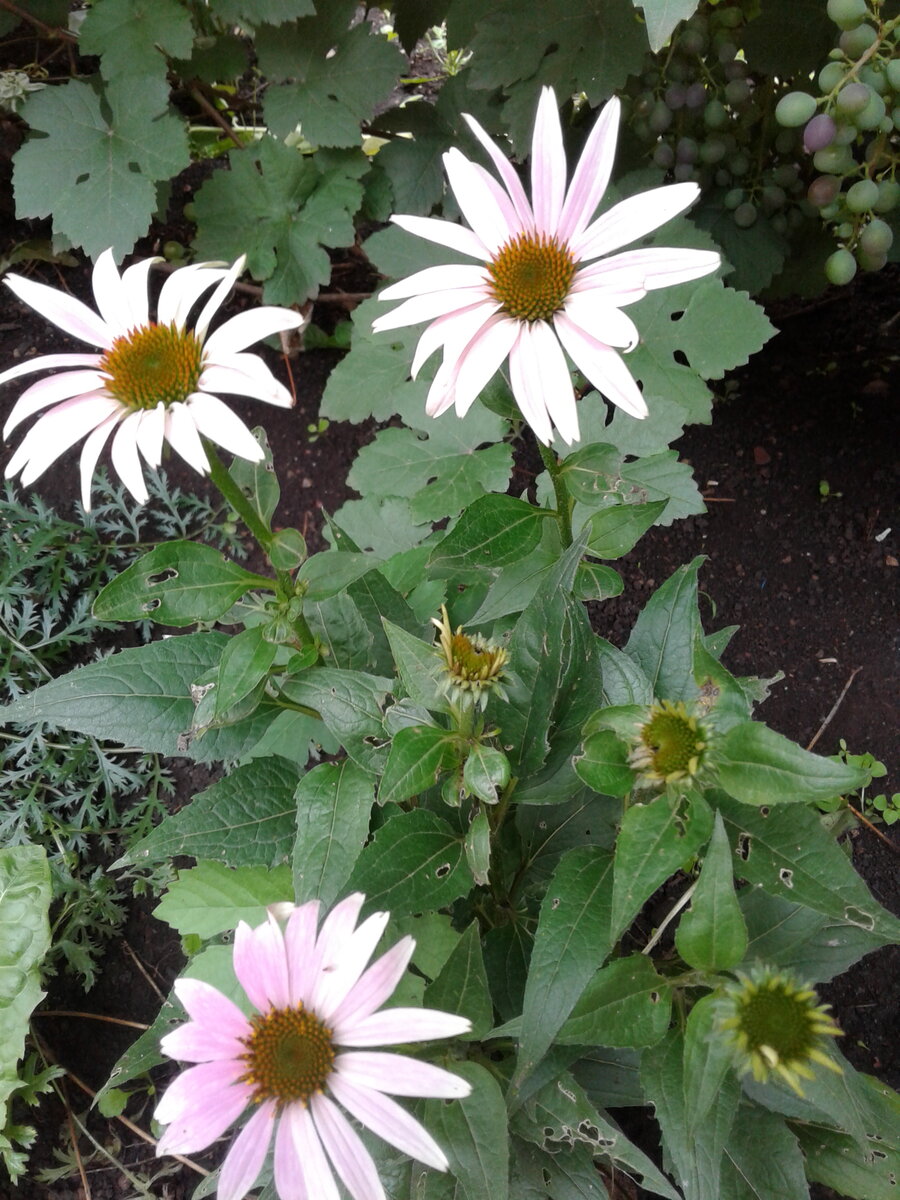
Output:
373,87,721,445
0,249,304,509
155,894,472,1200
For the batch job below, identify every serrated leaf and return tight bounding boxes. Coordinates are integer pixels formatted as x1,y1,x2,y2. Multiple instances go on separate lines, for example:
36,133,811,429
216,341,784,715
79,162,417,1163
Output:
378,725,459,805
720,1106,808,1200
117,757,301,868
595,637,654,707
676,282,775,379
560,442,622,506
346,809,470,917
292,760,373,908
424,1061,508,1200
625,556,704,701
332,495,433,556
619,450,706,525
675,811,747,970
634,0,699,52
424,923,493,1040
81,0,194,86
585,499,667,559
383,619,450,714
717,720,871,806
429,495,547,579
557,955,671,1048
280,668,392,773
155,862,292,937
209,0,316,22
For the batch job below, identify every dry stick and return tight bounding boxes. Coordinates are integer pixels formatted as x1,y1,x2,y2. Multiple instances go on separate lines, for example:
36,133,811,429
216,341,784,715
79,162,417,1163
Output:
189,87,247,150
60,1078,93,1200
122,939,167,1003
35,1010,150,1031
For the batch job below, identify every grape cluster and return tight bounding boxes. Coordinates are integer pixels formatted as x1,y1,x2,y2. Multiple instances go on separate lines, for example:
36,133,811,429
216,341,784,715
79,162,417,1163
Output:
776,0,899,283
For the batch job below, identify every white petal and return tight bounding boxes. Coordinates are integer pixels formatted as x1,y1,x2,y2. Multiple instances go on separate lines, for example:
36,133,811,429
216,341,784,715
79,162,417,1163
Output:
312,1093,386,1200
573,182,702,262
372,286,488,334
389,213,488,261
463,112,534,231
198,359,294,408
158,262,228,330
91,249,131,336
218,1102,276,1200
410,301,499,380
531,87,567,236
328,1075,449,1172
520,319,580,443
164,401,211,475
4,369,107,438
336,1052,472,1099
336,1007,471,1048
185,393,265,462
378,263,488,302
575,246,720,295
310,894,366,1005
507,327,554,446
273,1109,311,1200
329,938,415,1034
160,1020,246,1063
443,147,518,255
558,97,621,244
563,291,640,350
119,255,160,330
173,978,252,1038
4,272,113,349
204,306,304,360
7,394,120,485
315,911,389,1021
194,255,247,341
110,411,150,504
155,1062,251,1155
0,352,100,389
554,312,648,419
423,359,457,418
286,1103,341,1200
286,899,321,1007
233,913,290,1012
441,315,519,419
79,411,123,512
135,401,167,468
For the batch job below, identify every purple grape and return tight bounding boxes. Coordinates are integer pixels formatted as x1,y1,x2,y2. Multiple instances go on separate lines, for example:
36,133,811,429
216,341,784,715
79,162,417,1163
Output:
685,81,707,109
665,83,687,110
803,113,837,153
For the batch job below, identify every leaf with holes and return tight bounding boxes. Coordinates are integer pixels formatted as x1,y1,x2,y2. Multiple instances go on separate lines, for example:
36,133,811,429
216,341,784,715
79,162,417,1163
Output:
280,668,392,774
377,725,460,805
557,954,672,1048
429,495,547,579
80,0,194,88
424,922,493,1040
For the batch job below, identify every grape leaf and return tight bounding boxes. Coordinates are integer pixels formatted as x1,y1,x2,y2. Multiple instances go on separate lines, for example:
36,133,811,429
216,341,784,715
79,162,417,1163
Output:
80,0,194,88
676,282,775,379
208,0,315,23
155,861,293,937
634,0,699,52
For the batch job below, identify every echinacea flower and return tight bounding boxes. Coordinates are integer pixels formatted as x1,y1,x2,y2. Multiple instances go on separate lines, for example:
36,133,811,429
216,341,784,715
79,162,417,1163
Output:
373,88,721,444
629,699,710,788
433,603,509,711
0,249,304,509
715,965,843,1097
155,894,471,1200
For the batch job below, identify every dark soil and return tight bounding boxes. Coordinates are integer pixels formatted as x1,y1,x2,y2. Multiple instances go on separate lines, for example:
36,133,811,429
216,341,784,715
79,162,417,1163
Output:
0,244,897,1199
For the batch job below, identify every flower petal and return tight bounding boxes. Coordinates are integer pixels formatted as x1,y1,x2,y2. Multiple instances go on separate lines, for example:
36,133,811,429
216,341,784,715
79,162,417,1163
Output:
329,937,415,1035
554,312,648,419
4,272,113,349
90,249,131,337
0,352,101,389
574,246,720,296
286,1103,341,1200
157,262,229,330
110,411,149,504
462,112,534,231
197,358,294,408
204,306,304,360
286,899,322,1007
443,147,518,255
119,255,160,330
195,255,247,341
531,87,566,236
335,1052,472,1100
558,97,621,244
311,1093,386,1200
328,1075,449,1171
507,326,554,446
79,411,122,512
389,213,488,261
372,286,489,334
164,402,211,475
573,182,701,262
315,910,390,1021
185,393,265,462
3,369,107,438
155,1061,251,1155
161,1021,246,1063
378,263,488,303
172,978,251,1041
273,1110,308,1200
218,1101,276,1200
336,1007,471,1048
438,314,518,419
563,291,640,350
310,894,366,1000
6,394,120,486
410,301,499,380
135,400,167,468
233,914,290,1013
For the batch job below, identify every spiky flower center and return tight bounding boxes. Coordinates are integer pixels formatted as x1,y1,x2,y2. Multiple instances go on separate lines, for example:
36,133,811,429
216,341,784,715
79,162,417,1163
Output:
450,632,506,685
487,232,576,322
239,1004,335,1107
100,323,203,410
634,701,706,782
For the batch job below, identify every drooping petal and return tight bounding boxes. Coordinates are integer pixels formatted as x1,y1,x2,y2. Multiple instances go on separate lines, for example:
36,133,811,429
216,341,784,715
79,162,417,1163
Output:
335,1052,471,1099
531,87,567,236
443,147,518,255
90,249,131,337
554,312,648,419
0,352,101,389
172,978,251,1042
4,369,107,438
328,1075,449,1171
155,1061,251,1154
164,402,211,475
563,291,640,350
462,112,534,231
314,910,390,1021
78,411,122,512
119,255,160,330
6,394,120,486
218,1101,276,1200
135,400,167,468
285,899,321,1007
329,937,415,1035
336,1006,471,1048
389,213,489,261
372,286,489,335
110,411,149,504
440,315,519,418
285,1102,341,1200
573,182,702,262
194,255,247,341
273,1110,308,1200
558,97,621,244
203,306,304,360
311,1093,386,1200
3,272,113,349
519,319,580,443
185,393,265,462
410,301,498,380
232,914,290,1013
157,262,228,330
507,327,554,446
197,359,294,408
378,263,488,303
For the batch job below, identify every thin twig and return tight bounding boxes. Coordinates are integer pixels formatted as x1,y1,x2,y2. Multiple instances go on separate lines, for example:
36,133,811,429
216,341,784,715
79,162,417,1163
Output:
122,939,167,1002
0,0,77,39
846,803,900,854
642,881,697,955
807,666,862,751
35,1010,150,1031
60,1078,93,1200
189,87,247,150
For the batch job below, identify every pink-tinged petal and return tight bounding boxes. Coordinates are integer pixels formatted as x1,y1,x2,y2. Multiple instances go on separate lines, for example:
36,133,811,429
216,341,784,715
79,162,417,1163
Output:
310,894,365,998
575,246,720,295
554,312,648,419
6,394,120,486
164,402,210,475
286,899,321,1007
335,1007,471,1048
161,1021,246,1063
410,301,499,380
273,1110,307,1200
204,306,303,360
3,369,107,438
330,938,415,1035
372,286,489,334
4,272,113,349
378,263,488,302
195,255,247,341
286,1103,341,1200
507,328,554,446
135,401,167,468
522,320,580,443
441,315,519,419
463,112,534,231
311,1093,386,1200
197,360,293,408
328,1075,449,1172
389,213,489,261
155,1061,251,1155
335,1052,471,1100
78,411,122,512
531,87,567,236
185,393,264,462
423,360,457,418
173,977,252,1040
90,250,130,336
110,411,149,504
218,1101,276,1200
0,352,101,389
558,97,621,244
315,910,390,1021
563,291,640,350
443,148,518,255
573,182,702,262
119,256,160,330
157,262,228,330
233,914,291,1012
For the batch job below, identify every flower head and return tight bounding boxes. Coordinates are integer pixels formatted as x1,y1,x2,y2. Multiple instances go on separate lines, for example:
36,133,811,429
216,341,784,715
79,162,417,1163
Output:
629,699,710,788
0,249,304,509
433,604,509,711
373,88,720,445
155,894,471,1200
715,966,843,1097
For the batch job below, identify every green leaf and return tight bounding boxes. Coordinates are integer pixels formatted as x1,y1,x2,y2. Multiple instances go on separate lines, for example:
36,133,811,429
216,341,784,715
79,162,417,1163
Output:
93,541,269,626
469,526,562,624
611,787,713,942
268,527,307,571
792,1106,900,1200
572,561,623,603
209,0,315,22
718,794,900,943
719,1106,808,1200
424,1061,508,1200
681,995,737,1139
574,730,635,798
214,626,277,719
15,78,188,260
280,668,392,773
675,811,748,971
558,955,671,1048
429,495,546,579
345,809,469,917
463,808,491,886
155,862,292,937
117,757,301,869
619,450,706,525
625,556,704,701
80,0,194,86
382,619,450,714
595,638,654,707
392,912,460,981
424,923,493,1040
676,281,775,379
717,721,872,806
297,551,382,602
462,745,510,805
635,0,700,52
585,499,667,559
228,428,280,526
378,725,459,805
483,922,532,1023
514,847,614,1092
560,443,622,506
292,760,374,908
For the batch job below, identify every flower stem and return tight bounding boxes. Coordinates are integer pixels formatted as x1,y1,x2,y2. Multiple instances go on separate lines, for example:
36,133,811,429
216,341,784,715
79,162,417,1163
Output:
204,442,274,556
538,440,573,548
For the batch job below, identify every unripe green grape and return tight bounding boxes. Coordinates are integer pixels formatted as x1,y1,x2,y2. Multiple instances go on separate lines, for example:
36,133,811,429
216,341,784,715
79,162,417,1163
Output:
680,26,707,55
667,58,690,83
163,240,185,261
715,168,732,187
824,247,857,284
859,217,894,254
855,90,886,130
724,78,751,106
676,136,699,164
873,178,900,213
836,221,854,238
839,23,878,56
886,59,900,92
724,59,749,82
728,151,750,176
700,136,728,164
859,65,888,96
818,62,845,93
820,200,842,219
773,163,800,188
775,129,797,155
813,143,854,173
632,118,650,141
835,81,870,116
775,91,818,127
857,247,887,271
733,201,758,228
673,162,696,183
826,0,868,30
879,115,894,133
771,213,789,235
716,5,743,29
724,187,745,210
704,99,729,129
846,178,879,211
833,121,858,145
808,174,842,207
715,39,738,65
182,201,197,222
761,184,787,212
685,81,707,109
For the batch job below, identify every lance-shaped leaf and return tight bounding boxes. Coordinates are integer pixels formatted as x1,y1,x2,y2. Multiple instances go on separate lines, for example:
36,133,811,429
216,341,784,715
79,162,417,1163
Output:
424,1061,508,1200
429,494,547,579
383,618,450,714
720,1106,808,1200
424,922,493,1041
213,625,278,719
377,725,459,805
586,498,668,559
293,760,374,908
675,811,748,971
625,556,704,701
296,551,381,602
280,668,392,773
557,954,671,1048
